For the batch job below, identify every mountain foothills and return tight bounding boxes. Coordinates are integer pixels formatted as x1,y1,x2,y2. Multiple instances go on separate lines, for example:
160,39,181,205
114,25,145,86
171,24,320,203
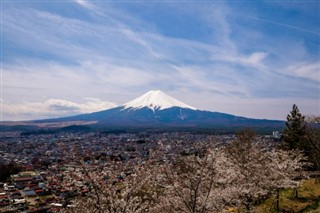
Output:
1,90,284,132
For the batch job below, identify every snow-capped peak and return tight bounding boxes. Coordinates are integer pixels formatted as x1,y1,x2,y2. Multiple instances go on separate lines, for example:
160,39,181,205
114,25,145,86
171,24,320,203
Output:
123,90,197,111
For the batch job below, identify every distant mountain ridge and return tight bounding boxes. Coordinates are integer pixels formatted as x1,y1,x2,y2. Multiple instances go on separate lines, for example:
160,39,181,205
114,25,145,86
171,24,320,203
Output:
1,90,285,132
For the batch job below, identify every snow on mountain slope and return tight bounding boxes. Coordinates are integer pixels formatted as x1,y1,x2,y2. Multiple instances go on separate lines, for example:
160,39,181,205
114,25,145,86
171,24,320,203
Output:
123,90,198,111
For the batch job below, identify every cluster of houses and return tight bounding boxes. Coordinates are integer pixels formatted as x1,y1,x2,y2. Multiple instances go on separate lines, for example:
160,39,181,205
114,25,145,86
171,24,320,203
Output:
0,171,54,212
0,166,92,213
0,162,140,212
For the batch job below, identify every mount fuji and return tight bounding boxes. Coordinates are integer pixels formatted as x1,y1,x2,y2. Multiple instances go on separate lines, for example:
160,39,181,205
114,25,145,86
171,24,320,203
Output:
123,90,197,111
20,90,284,132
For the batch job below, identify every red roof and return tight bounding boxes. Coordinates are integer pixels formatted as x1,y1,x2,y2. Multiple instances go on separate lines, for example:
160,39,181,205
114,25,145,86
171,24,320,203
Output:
14,177,33,182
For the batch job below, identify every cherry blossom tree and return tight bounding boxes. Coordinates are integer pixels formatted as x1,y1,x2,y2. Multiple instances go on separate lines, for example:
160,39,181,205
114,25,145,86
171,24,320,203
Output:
268,149,307,210
225,129,306,212
152,148,240,213
60,161,159,213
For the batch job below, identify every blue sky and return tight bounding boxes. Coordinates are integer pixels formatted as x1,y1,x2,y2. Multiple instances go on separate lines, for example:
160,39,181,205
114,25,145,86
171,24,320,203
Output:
1,0,319,120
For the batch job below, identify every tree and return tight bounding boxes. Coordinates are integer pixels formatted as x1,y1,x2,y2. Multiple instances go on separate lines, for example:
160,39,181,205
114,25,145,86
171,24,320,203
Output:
153,149,240,213
283,104,307,150
269,149,307,209
305,116,320,171
225,129,306,212
225,129,270,212
284,108,320,171
0,162,21,181
60,160,159,213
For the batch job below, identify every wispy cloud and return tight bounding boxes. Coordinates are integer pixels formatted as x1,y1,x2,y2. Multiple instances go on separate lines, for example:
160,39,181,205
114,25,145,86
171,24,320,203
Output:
74,0,94,10
2,1,319,120
286,62,320,82
2,98,116,121
240,15,320,36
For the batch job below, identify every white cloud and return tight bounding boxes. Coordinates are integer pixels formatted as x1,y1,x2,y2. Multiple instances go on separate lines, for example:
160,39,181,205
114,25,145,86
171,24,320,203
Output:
247,52,269,66
2,98,116,121
286,63,320,82
212,51,269,69
74,0,96,11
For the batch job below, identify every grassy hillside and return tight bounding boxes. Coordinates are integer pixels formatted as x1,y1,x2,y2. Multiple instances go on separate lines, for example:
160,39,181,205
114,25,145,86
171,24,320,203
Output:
254,179,320,213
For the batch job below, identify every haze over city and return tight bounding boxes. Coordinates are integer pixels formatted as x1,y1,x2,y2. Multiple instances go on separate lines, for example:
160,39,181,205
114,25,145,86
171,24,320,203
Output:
1,0,319,121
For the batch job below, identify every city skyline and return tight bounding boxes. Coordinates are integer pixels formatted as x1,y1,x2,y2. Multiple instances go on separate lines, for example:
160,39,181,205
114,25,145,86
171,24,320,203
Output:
1,0,319,121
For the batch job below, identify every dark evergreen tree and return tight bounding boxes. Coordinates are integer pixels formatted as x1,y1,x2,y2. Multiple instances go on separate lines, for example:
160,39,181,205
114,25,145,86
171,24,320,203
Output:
283,104,307,150
0,162,21,181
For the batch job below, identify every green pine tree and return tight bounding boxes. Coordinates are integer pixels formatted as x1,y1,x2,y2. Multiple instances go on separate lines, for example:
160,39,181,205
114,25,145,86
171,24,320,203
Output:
283,104,307,150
